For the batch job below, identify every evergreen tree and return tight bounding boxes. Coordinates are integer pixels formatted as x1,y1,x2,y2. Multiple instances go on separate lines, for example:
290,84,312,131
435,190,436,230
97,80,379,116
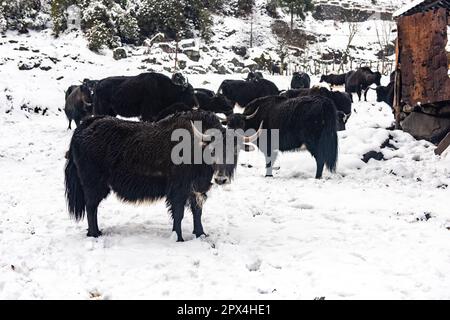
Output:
86,21,113,51
51,0,68,36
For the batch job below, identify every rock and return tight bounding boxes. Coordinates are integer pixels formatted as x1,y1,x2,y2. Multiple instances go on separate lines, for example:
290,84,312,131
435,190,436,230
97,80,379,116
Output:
181,40,195,49
18,60,40,70
48,57,60,64
183,49,200,62
40,65,52,71
178,60,187,70
225,30,237,37
230,57,244,68
313,4,393,22
362,151,385,163
159,43,174,53
232,46,247,57
189,66,207,74
18,46,29,51
402,112,450,143
217,64,229,75
113,47,127,60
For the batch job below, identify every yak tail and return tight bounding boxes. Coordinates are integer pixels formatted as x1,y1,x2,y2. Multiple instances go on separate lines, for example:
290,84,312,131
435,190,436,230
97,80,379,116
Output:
318,99,338,172
64,141,86,222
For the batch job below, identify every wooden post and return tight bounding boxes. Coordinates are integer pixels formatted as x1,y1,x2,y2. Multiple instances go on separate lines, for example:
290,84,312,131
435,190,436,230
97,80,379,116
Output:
393,36,402,130
435,132,450,156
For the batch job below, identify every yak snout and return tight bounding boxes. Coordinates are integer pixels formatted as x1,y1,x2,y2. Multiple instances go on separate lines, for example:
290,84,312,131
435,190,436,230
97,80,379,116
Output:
214,173,230,185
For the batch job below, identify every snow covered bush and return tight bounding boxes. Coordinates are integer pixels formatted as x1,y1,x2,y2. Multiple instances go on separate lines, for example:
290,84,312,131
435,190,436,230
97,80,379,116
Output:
0,9,7,33
86,21,113,51
50,0,67,35
137,0,213,40
137,0,186,40
1,0,48,32
115,10,140,44
82,1,116,50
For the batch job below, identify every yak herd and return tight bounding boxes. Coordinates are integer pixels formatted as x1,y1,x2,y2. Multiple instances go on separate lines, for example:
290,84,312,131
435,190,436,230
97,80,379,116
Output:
64,67,393,241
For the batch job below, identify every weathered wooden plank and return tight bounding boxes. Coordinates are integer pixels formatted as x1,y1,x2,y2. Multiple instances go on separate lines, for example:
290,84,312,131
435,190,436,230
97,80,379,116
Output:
435,132,450,155
397,8,450,107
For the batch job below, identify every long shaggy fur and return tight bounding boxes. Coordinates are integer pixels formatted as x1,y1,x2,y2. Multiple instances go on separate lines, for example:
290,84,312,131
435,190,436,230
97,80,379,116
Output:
229,95,338,178
64,111,239,241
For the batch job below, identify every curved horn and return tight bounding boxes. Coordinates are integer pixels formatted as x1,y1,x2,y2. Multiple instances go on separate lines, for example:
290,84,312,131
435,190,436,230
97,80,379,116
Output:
245,107,259,120
193,94,200,109
81,95,93,107
191,121,211,141
236,121,264,144
216,114,227,122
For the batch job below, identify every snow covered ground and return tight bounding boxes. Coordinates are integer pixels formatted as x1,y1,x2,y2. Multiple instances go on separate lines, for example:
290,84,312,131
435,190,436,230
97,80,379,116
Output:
1,31,450,300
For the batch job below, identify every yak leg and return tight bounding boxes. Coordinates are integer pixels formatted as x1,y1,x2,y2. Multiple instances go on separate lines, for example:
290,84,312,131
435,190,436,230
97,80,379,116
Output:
167,194,188,242
189,193,207,238
357,88,362,102
67,119,72,130
265,150,279,177
86,203,102,237
364,87,370,101
306,144,324,179
315,156,325,179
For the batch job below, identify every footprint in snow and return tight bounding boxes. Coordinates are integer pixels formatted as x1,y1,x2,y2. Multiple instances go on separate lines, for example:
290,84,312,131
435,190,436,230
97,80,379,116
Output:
246,258,262,272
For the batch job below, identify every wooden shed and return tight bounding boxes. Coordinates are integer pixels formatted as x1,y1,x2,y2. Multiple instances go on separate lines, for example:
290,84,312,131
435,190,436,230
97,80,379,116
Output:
393,0,450,152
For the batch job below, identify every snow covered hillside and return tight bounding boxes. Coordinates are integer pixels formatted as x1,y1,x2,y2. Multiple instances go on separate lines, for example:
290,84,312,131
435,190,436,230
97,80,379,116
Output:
1,0,450,300
1,28,450,299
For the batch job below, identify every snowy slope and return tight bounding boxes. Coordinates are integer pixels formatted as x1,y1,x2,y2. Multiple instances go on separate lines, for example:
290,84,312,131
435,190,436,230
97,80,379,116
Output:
1,25,450,299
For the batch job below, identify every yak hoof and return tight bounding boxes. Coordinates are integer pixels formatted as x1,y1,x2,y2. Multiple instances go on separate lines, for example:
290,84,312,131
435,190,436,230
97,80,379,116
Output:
177,238,185,242
265,174,274,178
87,230,102,238
194,232,208,238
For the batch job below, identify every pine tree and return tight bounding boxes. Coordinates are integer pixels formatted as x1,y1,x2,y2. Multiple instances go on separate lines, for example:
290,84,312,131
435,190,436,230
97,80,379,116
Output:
51,0,68,36
0,7,6,33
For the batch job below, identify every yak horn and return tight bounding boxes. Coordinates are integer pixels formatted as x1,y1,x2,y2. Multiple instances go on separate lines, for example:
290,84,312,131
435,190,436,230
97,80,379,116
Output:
238,121,264,144
191,121,211,141
215,114,227,122
245,107,259,120
81,95,93,107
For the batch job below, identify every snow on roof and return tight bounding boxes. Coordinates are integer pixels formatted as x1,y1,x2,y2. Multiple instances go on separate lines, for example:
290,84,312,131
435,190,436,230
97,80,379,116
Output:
393,0,450,18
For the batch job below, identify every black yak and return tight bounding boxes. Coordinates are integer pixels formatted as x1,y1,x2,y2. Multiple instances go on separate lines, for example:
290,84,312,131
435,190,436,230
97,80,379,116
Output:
226,95,338,178
92,76,130,117
345,67,382,102
64,85,93,129
194,89,234,115
64,111,262,241
246,71,264,81
171,72,187,86
218,79,279,108
154,90,234,122
280,87,352,130
320,71,354,87
93,72,197,121
375,82,394,108
291,72,311,89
